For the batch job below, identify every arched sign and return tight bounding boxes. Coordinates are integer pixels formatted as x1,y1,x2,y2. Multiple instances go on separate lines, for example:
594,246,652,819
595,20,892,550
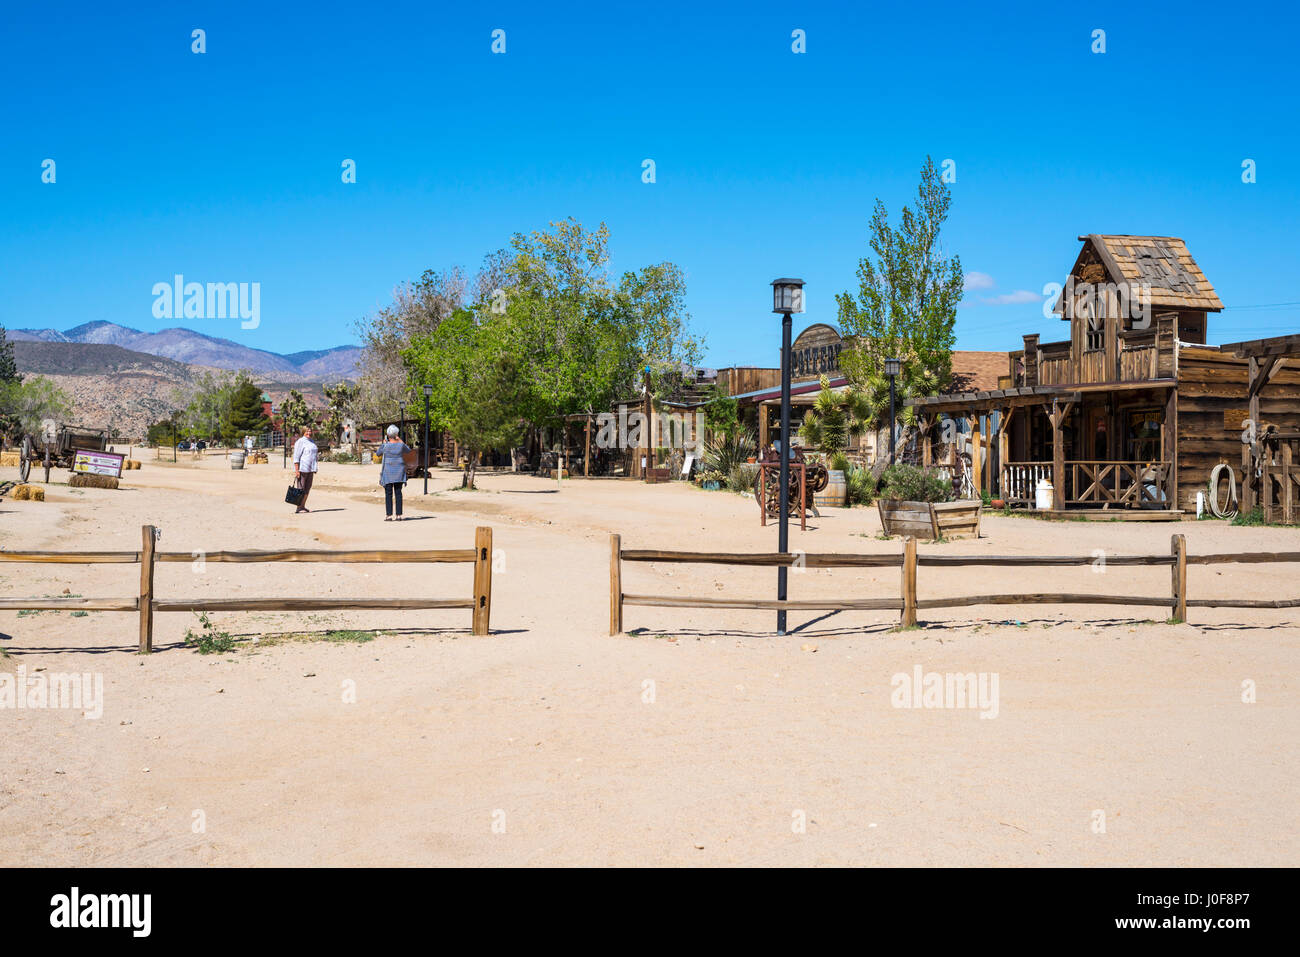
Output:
788,323,844,380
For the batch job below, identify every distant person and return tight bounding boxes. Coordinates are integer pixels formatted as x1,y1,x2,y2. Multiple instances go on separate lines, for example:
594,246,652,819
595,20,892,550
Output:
292,425,318,513
378,425,411,521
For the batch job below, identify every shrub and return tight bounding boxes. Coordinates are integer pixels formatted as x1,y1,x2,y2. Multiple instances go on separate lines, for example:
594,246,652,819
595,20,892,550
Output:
184,613,236,654
704,428,756,477
845,465,875,506
727,463,755,497
877,464,953,503
828,451,850,473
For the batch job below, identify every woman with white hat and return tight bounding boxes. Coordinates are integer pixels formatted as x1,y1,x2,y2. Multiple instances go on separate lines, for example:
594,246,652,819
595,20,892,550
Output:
377,425,412,521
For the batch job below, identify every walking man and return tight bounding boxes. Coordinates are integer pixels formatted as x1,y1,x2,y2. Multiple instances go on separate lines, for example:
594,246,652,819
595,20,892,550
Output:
292,425,318,513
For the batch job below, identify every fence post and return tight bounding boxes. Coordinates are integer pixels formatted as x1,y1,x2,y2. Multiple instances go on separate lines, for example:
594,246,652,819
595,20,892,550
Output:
901,536,917,627
139,525,157,653
1170,533,1187,623
472,526,492,636
609,533,623,635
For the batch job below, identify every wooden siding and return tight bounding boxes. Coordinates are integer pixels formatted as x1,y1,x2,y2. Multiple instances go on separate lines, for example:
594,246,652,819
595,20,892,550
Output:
1176,346,1300,511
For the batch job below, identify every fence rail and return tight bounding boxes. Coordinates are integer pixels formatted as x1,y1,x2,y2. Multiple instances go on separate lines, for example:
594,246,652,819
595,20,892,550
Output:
0,525,494,651
610,533,1300,633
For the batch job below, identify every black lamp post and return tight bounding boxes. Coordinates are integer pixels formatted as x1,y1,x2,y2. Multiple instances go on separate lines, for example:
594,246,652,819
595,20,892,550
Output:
422,384,432,494
771,277,805,635
398,401,406,441
885,357,902,464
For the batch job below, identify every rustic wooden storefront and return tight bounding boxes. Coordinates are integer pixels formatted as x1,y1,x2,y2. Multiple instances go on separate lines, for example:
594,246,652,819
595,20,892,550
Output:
908,234,1300,514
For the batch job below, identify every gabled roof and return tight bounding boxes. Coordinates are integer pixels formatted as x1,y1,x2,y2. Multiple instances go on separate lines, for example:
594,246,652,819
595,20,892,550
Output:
1054,235,1223,314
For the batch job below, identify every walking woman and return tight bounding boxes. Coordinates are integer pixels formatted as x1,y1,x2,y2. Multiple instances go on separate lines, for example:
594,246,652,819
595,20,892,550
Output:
378,425,411,521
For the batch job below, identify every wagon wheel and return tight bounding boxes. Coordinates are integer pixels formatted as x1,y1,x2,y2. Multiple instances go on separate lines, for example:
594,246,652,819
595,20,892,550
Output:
18,435,32,483
807,463,829,494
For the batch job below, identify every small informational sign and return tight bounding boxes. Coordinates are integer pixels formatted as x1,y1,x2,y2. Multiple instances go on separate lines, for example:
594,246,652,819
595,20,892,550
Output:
681,453,694,477
72,449,125,478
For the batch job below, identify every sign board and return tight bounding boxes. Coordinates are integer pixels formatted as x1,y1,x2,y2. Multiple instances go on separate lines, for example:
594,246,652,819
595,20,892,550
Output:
73,449,125,478
681,453,694,478
787,323,845,380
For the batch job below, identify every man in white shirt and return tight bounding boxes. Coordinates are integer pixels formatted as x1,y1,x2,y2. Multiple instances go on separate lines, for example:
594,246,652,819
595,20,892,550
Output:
292,426,319,513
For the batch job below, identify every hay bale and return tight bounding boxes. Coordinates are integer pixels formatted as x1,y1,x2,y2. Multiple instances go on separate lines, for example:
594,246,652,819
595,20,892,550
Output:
69,473,119,490
0,450,20,468
13,484,45,501
128,459,142,469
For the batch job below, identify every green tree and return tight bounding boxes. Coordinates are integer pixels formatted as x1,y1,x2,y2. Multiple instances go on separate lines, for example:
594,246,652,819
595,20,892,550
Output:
0,325,20,385
836,156,963,442
222,378,270,445
404,309,528,489
0,376,71,441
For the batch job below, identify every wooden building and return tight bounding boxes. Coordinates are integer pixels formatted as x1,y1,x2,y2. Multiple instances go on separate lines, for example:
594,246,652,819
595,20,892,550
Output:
908,234,1300,514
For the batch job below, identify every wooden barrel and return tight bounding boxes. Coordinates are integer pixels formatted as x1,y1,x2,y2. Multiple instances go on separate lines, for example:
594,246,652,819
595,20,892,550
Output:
814,469,847,507
229,450,246,470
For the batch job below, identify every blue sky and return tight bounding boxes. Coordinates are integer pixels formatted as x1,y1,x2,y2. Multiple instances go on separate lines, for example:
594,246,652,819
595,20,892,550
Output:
3,0,1297,365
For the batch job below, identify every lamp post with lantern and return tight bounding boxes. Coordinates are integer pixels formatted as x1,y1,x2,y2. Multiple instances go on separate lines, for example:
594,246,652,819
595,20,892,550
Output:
885,357,902,464
422,384,433,494
770,277,805,635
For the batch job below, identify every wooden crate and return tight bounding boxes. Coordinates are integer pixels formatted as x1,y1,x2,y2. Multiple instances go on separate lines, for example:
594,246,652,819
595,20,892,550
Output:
878,499,982,541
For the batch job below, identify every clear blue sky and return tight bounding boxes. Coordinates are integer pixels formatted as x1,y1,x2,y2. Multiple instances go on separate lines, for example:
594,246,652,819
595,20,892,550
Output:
3,0,1297,365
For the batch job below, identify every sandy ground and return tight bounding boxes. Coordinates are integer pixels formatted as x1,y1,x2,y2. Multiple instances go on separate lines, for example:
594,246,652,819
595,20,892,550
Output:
0,448,1296,866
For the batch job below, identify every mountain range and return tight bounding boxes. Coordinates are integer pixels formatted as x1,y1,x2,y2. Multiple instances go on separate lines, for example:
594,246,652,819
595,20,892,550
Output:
7,321,361,379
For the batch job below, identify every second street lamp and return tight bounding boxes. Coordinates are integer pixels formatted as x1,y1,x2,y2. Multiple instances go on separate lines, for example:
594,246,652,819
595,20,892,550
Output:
885,357,902,464
770,277,805,636
423,384,433,494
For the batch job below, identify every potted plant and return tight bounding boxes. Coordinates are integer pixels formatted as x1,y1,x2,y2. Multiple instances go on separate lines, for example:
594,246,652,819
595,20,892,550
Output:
877,464,983,540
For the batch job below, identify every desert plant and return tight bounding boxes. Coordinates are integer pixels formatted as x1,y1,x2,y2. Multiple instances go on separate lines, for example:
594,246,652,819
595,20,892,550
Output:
845,465,876,506
878,464,952,503
184,613,236,654
798,375,870,459
705,427,756,478
727,463,754,496
828,450,850,473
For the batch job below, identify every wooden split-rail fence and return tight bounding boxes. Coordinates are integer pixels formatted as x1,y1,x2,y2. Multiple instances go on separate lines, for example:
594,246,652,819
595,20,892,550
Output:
0,524,494,651
609,532,1300,634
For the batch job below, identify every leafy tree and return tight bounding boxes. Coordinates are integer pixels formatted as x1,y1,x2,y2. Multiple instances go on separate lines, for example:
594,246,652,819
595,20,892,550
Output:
0,376,71,441
404,309,528,489
836,156,963,446
702,384,741,439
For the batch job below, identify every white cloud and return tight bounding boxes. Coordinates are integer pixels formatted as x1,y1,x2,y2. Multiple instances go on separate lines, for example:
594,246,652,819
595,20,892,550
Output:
963,271,996,292
983,290,1041,306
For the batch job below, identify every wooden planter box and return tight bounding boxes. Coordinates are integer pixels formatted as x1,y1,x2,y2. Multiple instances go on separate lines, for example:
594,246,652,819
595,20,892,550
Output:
645,467,672,484
878,499,982,541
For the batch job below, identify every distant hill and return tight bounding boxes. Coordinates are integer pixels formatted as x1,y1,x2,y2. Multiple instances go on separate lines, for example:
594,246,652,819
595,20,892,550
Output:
8,320,360,379
12,340,328,438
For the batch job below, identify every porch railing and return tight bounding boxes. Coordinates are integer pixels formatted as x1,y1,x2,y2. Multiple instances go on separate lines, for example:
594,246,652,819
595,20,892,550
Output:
1002,462,1053,505
1000,461,1172,508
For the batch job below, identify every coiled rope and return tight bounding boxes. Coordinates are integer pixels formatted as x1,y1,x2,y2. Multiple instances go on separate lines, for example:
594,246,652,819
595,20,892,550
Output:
1208,463,1239,520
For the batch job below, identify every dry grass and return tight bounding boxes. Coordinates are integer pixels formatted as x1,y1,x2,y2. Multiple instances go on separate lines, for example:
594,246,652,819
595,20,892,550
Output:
69,473,119,489
12,484,45,501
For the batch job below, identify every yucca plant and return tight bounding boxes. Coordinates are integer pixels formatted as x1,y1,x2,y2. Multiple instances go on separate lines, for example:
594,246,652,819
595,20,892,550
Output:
704,427,756,477
798,376,871,464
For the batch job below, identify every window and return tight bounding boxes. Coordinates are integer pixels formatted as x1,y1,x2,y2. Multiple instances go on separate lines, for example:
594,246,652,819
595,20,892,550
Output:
1085,314,1104,351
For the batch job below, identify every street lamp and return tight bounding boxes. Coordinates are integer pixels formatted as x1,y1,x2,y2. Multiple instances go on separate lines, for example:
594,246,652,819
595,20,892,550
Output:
398,401,406,441
771,277,805,635
422,384,433,494
885,357,902,464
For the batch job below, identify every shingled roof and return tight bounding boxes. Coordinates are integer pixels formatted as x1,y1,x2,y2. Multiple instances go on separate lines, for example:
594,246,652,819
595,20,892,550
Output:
1055,234,1223,314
